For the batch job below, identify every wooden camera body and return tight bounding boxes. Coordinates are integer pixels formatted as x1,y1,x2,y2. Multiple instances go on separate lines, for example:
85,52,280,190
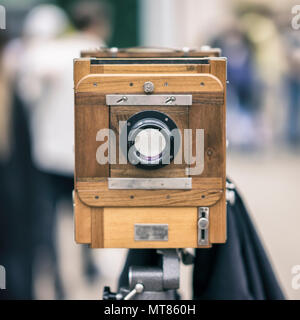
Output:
73,47,227,248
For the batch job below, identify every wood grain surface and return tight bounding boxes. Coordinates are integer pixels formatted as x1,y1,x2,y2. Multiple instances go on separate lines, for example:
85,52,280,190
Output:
76,177,223,207
73,56,227,246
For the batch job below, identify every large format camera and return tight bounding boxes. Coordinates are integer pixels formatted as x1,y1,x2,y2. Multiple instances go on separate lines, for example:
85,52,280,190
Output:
73,47,227,249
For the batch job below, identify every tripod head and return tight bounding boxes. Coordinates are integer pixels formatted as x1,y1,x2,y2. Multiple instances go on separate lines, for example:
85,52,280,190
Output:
103,249,196,300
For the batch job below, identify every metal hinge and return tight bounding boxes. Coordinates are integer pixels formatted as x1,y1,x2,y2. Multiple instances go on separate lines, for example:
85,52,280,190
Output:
108,177,192,190
197,207,209,246
106,94,192,106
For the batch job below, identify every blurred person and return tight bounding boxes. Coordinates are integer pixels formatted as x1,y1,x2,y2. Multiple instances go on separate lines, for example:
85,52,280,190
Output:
283,29,300,146
211,26,263,150
0,33,10,164
0,10,42,298
16,1,111,299
10,4,70,300
276,9,300,147
0,25,36,299
70,0,112,43
240,10,287,149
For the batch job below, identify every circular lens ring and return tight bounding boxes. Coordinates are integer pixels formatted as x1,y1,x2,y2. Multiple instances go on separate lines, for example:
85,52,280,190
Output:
128,121,172,167
134,128,167,160
122,110,180,170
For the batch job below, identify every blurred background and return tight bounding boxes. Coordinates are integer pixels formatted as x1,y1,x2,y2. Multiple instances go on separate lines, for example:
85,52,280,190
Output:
0,0,299,300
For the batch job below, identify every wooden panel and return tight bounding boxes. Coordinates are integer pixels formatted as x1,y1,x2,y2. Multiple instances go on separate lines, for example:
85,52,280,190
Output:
76,74,223,94
91,207,104,248
210,59,227,84
74,59,90,87
189,101,224,177
208,59,226,162
209,58,227,182
89,65,103,74
74,189,226,247
75,95,109,178
94,64,199,74
193,92,223,106
76,177,223,207
197,64,210,73
110,167,187,179
110,105,189,178
205,59,226,242
75,92,106,105
74,191,91,244
75,92,223,107
102,207,199,248
209,194,227,243
76,199,226,247
188,58,226,179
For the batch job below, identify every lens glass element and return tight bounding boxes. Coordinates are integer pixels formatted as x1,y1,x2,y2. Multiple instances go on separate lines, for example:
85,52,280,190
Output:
134,128,166,161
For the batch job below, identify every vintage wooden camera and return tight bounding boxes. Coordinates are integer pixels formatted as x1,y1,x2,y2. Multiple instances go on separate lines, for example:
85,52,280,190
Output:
73,47,227,249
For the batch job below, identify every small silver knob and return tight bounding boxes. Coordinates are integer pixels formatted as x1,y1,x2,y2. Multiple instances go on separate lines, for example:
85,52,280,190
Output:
143,81,154,94
124,283,144,300
198,217,209,229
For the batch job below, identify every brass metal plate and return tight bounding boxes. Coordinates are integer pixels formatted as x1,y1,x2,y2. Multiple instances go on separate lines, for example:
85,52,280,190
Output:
134,224,168,241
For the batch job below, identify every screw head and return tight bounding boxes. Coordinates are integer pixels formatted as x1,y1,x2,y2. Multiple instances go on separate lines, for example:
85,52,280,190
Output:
143,81,154,94
207,148,213,156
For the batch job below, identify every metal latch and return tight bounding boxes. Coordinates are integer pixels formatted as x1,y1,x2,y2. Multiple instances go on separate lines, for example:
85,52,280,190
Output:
198,207,209,246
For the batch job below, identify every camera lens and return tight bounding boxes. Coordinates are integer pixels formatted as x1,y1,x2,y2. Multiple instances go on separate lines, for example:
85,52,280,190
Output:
122,110,180,170
134,128,167,162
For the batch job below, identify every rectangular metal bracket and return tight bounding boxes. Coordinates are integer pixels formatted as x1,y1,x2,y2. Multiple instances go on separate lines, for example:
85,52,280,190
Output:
108,178,192,190
198,207,209,246
106,94,192,106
